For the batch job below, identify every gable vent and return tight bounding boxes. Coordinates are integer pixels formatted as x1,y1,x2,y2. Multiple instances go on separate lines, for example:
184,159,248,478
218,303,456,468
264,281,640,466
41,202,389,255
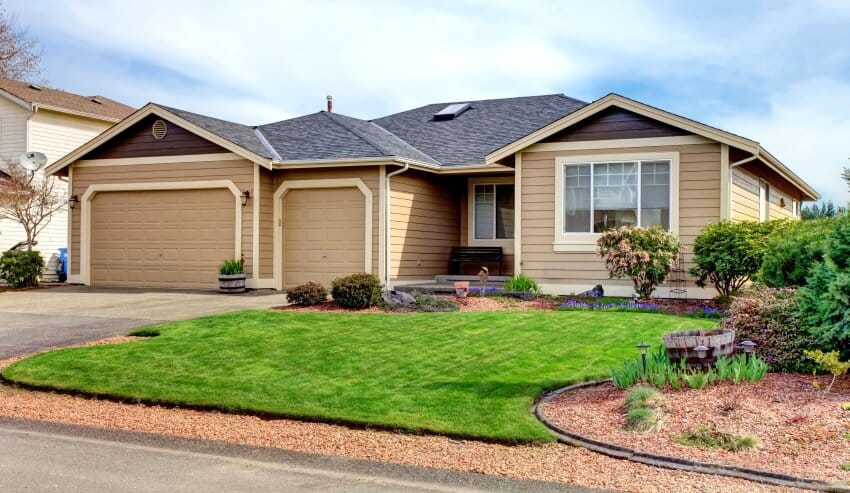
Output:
433,103,471,121
151,119,168,140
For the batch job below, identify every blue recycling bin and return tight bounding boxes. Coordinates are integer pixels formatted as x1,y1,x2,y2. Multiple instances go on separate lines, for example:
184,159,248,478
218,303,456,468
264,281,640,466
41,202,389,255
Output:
58,247,68,277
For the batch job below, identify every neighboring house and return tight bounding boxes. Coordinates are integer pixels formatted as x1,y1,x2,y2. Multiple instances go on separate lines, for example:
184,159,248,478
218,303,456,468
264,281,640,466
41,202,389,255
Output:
0,78,133,277
44,93,818,297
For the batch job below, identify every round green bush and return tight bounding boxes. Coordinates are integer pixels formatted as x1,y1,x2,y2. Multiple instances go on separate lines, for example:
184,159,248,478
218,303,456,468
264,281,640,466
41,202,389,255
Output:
0,250,44,288
330,273,382,309
689,220,780,296
285,281,328,306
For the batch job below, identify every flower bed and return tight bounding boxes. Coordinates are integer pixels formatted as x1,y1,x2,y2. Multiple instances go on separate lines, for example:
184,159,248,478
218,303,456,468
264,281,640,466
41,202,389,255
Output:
539,374,850,483
559,298,725,318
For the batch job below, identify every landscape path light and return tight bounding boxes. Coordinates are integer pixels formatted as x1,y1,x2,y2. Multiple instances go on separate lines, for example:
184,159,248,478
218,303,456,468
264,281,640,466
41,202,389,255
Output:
740,340,756,364
636,342,650,376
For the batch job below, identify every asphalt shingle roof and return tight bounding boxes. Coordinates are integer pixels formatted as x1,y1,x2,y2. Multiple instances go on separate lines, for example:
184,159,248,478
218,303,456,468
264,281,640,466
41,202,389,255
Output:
0,78,134,121
373,94,587,165
158,105,274,159
152,94,588,166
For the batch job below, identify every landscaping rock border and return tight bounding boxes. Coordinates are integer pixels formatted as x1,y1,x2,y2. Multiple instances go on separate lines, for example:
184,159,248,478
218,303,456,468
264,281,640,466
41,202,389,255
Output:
533,380,850,493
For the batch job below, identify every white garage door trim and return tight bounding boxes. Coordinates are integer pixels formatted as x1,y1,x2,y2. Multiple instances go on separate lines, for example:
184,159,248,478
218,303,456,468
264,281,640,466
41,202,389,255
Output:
273,178,372,291
79,180,242,285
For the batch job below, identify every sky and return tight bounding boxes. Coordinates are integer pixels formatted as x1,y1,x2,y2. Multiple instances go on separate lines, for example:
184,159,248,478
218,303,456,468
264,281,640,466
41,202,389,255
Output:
9,0,850,205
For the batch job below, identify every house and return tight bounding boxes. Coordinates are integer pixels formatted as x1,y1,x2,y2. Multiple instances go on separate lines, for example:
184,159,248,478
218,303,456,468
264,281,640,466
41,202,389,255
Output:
0,78,134,277
44,93,817,297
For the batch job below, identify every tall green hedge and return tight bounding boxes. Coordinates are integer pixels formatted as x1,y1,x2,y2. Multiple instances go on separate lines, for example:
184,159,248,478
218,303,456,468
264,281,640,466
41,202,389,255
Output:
798,216,850,358
759,218,835,288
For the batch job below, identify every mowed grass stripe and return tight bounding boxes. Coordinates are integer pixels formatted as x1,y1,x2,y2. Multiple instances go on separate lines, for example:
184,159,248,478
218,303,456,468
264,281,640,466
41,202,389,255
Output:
2,310,714,442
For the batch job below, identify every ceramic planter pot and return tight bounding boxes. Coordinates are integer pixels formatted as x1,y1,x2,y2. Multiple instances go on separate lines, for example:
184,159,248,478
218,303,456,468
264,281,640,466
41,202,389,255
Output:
454,281,470,298
218,273,246,294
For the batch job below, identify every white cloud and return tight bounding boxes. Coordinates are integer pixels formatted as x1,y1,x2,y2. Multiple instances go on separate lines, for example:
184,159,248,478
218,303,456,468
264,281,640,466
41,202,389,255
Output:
7,0,850,203
718,78,850,205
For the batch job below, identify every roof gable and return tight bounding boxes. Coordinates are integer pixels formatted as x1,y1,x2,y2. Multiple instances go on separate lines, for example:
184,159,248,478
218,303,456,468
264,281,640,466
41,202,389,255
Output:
82,114,229,160
542,107,691,142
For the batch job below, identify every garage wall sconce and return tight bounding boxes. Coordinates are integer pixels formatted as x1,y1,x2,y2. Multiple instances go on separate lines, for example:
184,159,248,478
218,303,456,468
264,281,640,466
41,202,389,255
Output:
68,194,79,209
240,190,250,206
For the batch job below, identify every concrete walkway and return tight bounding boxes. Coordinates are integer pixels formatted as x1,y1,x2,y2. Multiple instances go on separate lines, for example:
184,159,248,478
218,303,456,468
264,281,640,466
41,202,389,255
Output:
0,286,280,358
0,418,599,493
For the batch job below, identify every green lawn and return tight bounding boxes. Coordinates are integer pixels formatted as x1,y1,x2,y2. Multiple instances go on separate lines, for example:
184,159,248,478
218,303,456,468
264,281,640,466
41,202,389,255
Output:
2,310,714,442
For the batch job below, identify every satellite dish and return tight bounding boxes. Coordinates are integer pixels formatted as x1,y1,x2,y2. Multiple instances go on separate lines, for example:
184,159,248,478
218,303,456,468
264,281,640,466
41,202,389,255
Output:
19,152,47,172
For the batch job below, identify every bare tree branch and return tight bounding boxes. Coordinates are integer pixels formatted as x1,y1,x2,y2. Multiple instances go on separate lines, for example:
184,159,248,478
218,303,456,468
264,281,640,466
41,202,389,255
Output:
0,3,43,81
0,159,65,251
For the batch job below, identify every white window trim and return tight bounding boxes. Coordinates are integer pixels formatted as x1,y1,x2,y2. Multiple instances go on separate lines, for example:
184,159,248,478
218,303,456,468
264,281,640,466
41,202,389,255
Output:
792,199,799,218
467,176,514,254
554,152,679,252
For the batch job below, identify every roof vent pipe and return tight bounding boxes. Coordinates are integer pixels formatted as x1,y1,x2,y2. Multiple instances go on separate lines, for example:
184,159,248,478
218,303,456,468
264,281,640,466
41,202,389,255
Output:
326,95,333,113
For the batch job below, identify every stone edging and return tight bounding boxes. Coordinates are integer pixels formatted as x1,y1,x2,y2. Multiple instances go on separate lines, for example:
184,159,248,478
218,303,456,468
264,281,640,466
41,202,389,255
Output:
532,379,850,493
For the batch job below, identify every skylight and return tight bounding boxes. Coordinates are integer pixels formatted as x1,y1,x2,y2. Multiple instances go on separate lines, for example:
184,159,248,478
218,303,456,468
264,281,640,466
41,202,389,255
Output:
433,103,471,121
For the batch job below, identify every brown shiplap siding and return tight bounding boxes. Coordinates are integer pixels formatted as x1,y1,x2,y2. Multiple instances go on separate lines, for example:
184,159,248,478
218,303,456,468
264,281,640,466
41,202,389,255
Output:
69,158,255,276
273,166,381,277
390,170,461,280
83,115,228,159
542,107,691,142
519,143,720,291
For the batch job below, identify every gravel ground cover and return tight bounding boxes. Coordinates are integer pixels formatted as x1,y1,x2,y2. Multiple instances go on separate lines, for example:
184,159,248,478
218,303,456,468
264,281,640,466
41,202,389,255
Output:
0,344,792,493
541,374,850,483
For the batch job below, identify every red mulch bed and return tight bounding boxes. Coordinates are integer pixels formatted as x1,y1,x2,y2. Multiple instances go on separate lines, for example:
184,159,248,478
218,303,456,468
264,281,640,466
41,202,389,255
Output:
273,295,712,314
540,374,850,483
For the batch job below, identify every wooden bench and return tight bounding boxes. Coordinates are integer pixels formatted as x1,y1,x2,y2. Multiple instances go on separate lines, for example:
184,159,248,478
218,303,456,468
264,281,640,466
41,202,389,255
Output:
449,246,503,276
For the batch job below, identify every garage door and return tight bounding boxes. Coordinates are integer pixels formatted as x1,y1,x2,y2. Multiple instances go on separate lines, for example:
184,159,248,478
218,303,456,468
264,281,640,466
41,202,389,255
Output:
282,187,365,288
90,189,235,288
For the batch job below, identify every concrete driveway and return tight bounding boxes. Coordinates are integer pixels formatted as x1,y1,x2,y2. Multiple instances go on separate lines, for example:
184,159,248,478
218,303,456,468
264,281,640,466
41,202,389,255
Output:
0,286,281,358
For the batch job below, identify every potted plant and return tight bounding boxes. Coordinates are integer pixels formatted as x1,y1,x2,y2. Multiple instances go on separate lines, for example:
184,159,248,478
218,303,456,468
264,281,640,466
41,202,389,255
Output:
502,273,540,301
218,258,246,293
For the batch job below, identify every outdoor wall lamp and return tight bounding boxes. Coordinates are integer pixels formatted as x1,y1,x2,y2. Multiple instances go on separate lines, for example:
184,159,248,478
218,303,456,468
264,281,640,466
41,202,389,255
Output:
68,195,79,209
240,190,250,206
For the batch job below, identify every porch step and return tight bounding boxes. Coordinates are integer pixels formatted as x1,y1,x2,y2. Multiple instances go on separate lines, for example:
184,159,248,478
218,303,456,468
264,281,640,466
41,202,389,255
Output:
434,275,510,283
395,281,505,295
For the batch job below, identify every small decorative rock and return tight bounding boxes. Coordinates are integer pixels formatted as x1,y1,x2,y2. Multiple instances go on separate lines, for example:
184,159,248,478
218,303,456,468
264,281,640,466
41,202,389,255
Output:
578,285,604,298
381,290,416,307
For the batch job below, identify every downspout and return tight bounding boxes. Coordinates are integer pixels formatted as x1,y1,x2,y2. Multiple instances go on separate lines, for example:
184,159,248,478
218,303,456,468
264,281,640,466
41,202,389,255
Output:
385,162,409,290
726,152,760,219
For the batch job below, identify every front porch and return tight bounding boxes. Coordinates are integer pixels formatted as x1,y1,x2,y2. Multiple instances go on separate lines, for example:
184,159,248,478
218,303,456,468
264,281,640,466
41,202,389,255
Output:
394,274,510,295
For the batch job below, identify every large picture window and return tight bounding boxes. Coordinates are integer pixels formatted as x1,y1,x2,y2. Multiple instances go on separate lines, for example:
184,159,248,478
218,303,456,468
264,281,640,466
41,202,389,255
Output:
563,159,671,233
473,183,514,240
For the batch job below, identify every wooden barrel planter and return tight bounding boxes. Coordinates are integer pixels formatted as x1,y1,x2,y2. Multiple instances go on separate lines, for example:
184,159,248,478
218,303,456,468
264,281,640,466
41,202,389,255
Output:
218,274,246,294
662,328,735,368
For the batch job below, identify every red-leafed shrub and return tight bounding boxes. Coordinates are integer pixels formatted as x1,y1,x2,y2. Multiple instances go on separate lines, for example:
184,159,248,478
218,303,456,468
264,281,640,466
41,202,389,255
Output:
722,286,817,373
596,226,682,299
